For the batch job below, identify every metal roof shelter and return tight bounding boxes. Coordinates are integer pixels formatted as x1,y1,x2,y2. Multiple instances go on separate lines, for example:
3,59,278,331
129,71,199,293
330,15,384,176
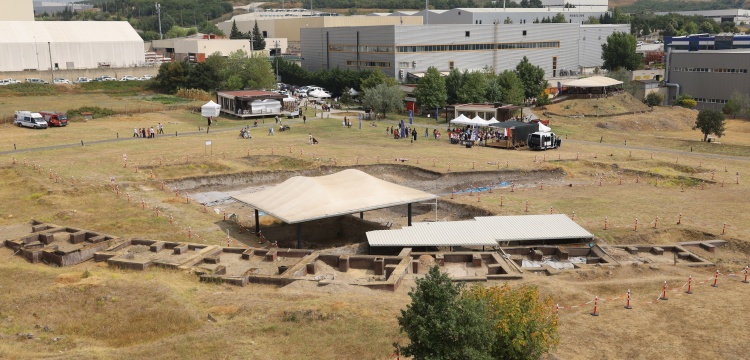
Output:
560,76,623,88
367,214,593,248
232,169,438,248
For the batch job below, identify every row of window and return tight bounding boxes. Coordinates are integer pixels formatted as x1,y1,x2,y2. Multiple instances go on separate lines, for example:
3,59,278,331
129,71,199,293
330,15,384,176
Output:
328,41,560,54
673,67,748,73
397,41,560,53
345,60,392,68
694,98,728,104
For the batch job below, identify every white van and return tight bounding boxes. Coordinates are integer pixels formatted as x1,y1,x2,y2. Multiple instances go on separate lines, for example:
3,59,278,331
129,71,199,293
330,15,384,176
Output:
14,111,48,129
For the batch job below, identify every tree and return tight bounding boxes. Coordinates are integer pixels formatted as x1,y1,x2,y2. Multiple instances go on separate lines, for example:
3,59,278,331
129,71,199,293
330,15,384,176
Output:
415,66,447,114
198,21,224,36
187,62,221,91
361,83,404,119
252,20,265,50
339,87,354,108
674,93,697,109
504,17,513,24
465,284,559,360
245,53,276,89
601,32,642,71
155,61,189,92
694,109,725,141
496,70,525,105
515,57,546,100
229,20,243,39
646,92,664,107
445,68,464,105
457,71,487,103
722,91,750,118
551,13,567,23
397,266,495,360
587,16,600,24
361,70,397,90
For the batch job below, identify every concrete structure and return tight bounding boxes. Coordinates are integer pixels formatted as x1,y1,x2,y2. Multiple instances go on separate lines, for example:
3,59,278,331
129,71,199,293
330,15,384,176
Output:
151,36,288,62
393,6,609,26
229,8,339,21
0,0,34,21
664,33,750,52
655,9,750,25
0,21,144,72
218,16,423,54
301,23,629,80
33,1,93,15
666,49,750,109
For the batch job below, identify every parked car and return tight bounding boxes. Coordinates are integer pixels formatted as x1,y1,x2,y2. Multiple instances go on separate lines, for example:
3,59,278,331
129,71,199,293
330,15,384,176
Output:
39,111,69,127
25,78,48,84
140,75,152,80
14,111,48,129
53,78,71,84
73,77,91,83
119,75,137,81
0,78,20,86
94,76,115,82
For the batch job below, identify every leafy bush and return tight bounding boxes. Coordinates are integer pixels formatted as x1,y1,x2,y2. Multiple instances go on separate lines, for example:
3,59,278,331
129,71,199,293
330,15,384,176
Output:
147,95,192,105
675,93,697,109
66,106,117,119
646,92,664,107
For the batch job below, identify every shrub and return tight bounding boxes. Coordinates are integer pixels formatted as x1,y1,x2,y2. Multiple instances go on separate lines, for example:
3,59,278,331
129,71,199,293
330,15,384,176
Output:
66,106,117,119
646,92,664,107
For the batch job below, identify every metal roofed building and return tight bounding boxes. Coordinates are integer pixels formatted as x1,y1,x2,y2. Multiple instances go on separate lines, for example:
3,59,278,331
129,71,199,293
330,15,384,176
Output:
409,6,610,25
0,21,144,71
0,0,33,21
654,9,750,25
301,23,629,80
367,214,594,248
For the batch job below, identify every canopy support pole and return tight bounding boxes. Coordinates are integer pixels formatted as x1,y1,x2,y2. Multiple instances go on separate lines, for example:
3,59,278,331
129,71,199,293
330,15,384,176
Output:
254,209,259,234
359,212,364,219
297,223,302,249
408,203,412,226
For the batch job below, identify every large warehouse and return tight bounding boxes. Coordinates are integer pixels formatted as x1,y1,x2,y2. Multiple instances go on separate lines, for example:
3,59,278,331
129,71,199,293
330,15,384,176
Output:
666,49,750,110
0,21,144,72
300,23,628,80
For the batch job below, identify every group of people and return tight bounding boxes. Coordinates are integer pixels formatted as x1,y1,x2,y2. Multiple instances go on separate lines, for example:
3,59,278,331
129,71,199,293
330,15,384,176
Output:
239,127,252,139
133,123,163,138
387,125,442,141
448,126,508,146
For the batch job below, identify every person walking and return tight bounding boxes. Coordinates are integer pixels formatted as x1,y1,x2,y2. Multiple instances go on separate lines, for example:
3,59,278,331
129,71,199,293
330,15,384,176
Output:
158,123,164,134
133,127,139,138
303,115,306,124
425,127,429,138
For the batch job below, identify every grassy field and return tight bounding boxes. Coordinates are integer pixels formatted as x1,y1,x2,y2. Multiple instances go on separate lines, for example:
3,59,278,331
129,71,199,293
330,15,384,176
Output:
0,90,749,359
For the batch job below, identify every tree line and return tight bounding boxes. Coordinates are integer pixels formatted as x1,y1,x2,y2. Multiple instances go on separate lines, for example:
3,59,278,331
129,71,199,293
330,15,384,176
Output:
155,51,276,93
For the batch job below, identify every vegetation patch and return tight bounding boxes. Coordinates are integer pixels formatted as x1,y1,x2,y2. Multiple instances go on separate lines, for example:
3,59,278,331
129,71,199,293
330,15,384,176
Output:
67,106,118,119
147,95,193,105
0,83,63,97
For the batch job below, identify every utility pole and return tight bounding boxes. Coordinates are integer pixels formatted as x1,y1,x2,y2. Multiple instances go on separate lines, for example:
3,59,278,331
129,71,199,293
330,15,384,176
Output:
310,0,313,15
48,41,54,82
155,3,162,40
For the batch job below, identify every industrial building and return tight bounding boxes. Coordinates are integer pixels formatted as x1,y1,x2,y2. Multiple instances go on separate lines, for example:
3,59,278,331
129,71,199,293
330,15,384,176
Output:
217,15,423,54
33,1,93,15
0,0,34,21
0,21,144,72
378,4,609,25
666,49,750,110
300,23,629,80
654,9,750,25
664,33,750,51
151,36,288,63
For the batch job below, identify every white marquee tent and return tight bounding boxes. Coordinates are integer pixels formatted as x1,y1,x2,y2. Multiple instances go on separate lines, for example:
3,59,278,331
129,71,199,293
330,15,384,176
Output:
449,114,472,125
0,21,145,72
201,101,221,117
309,89,331,98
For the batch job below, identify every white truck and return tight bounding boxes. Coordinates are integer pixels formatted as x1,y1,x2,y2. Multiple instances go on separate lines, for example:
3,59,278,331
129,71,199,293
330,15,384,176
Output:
527,132,561,150
14,111,48,129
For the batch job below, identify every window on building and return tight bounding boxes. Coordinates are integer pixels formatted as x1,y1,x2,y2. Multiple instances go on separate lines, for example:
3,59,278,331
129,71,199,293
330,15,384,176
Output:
466,31,470,37
262,31,268,38
523,30,527,36
449,61,455,70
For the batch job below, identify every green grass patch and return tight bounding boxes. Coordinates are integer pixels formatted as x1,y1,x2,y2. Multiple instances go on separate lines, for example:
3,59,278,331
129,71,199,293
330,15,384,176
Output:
0,83,62,97
79,81,152,96
147,95,193,105
66,106,118,119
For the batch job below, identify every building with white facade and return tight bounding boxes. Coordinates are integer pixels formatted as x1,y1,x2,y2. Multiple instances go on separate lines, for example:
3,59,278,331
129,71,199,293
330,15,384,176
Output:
378,3,609,25
301,23,628,81
0,0,34,21
654,9,750,26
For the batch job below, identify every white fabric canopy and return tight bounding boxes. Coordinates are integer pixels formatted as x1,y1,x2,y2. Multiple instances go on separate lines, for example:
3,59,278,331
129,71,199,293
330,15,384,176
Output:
471,116,490,127
201,100,221,117
538,123,552,132
449,114,473,125
560,76,623,88
349,88,360,96
309,89,331,98
232,169,438,224
282,97,296,102
487,117,499,124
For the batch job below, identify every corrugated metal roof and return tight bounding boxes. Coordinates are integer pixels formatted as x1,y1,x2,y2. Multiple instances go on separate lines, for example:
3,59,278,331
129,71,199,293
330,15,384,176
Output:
367,214,593,247
0,21,142,44
474,214,593,242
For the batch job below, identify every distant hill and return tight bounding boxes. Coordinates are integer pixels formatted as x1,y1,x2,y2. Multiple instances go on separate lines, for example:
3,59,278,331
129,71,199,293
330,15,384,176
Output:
618,0,748,13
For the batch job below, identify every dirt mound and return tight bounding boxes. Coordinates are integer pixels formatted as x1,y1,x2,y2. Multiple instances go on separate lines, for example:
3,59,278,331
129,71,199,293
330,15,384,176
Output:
417,255,436,273
545,93,650,116
594,107,698,132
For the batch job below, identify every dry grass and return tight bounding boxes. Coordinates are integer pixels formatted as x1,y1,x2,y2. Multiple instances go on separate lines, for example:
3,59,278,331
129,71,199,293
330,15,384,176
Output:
0,91,749,358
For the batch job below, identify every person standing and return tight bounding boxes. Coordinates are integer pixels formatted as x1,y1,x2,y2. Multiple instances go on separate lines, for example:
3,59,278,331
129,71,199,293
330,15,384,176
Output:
275,115,279,124
425,127,429,138
133,127,139,138
303,115,306,124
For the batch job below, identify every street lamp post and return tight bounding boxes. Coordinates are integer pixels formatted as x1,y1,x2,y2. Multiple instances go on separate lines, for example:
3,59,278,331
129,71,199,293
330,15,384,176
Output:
32,36,40,71
155,3,162,40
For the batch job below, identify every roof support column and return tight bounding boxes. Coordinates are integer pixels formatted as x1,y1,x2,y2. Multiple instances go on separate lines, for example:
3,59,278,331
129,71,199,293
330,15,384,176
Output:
254,209,260,235
297,223,302,249
359,212,364,219
407,203,412,226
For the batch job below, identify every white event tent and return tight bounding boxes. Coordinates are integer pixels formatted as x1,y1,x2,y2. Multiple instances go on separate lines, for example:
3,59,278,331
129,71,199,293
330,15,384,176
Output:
201,100,221,117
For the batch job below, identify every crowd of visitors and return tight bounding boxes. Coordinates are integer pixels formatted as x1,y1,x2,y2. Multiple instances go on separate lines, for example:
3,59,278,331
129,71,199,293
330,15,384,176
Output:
133,123,163,138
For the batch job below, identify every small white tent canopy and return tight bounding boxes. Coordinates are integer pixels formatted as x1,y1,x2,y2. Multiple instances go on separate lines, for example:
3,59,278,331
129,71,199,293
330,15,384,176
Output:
282,97,296,102
560,76,623,88
201,100,221,117
449,114,472,125
251,99,281,114
309,89,331,98
471,116,490,127
487,117,499,125
349,88,360,97
538,123,552,132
